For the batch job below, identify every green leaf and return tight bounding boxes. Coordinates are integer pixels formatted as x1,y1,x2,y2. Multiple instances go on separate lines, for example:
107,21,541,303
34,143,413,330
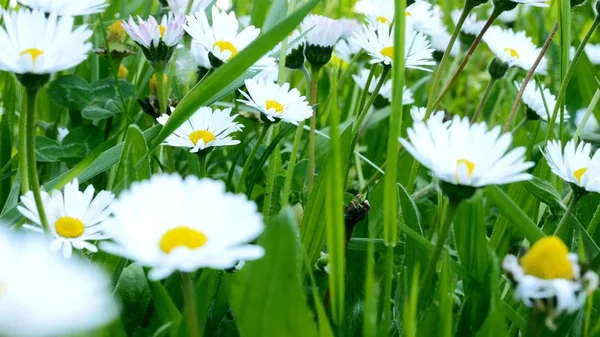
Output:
146,275,182,329
0,117,10,209
230,207,319,337
398,183,427,289
60,125,103,159
92,78,134,101
113,263,152,335
152,0,320,151
474,253,506,337
82,102,120,120
47,75,92,111
34,136,63,162
523,177,565,214
114,125,151,191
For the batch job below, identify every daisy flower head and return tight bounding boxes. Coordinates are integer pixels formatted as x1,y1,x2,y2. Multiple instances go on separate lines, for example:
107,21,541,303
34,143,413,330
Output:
352,68,414,108
101,174,265,280
122,13,185,65
0,10,92,79
167,0,211,13
405,0,444,35
272,30,306,70
399,116,533,200
239,78,312,124
18,179,114,259
339,18,360,39
17,0,108,16
353,22,435,70
301,14,344,67
542,140,600,193
483,26,547,74
157,106,243,153
495,5,531,23
503,236,598,330
0,233,118,337
366,0,394,26
575,108,600,134
514,79,567,121
409,106,448,126
451,9,486,36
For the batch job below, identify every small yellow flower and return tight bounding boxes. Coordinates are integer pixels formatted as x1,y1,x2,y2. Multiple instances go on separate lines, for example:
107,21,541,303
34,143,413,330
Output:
107,20,127,43
149,73,168,95
118,64,128,79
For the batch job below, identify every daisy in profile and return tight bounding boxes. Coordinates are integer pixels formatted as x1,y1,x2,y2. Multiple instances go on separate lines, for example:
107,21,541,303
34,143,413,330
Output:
0,233,118,337
122,13,185,65
18,179,114,259
185,6,272,68
301,14,344,68
238,78,312,124
272,30,305,70
542,140,600,193
352,68,414,108
483,26,547,74
0,10,92,75
503,236,598,329
514,79,567,121
167,0,210,13
101,174,265,280
399,116,533,196
17,0,108,16
157,107,243,153
353,22,435,70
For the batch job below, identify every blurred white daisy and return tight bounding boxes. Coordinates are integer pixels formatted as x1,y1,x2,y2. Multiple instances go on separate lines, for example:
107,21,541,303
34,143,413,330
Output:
185,6,272,68
191,41,211,69
57,127,69,143
483,26,547,74
0,234,118,337
101,174,265,280
451,9,486,36
575,108,600,134
215,0,231,10
409,106,448,125
365,0,394,26
352,68,414,105
339,18,360,39
167,0,210,13
495,5,531,23
430,6,460,57
353,22,435,71
17,0,107,16
354,0,375,15
157,107,243,152
542,140,600,192
332,39,361,68
0,10,92,74
399,116,534,187
514,79,567,121
239,78,312,124
503,236,598,329
405,0,443,35
18,179,114,259
123,13,185,49
585,44,600,65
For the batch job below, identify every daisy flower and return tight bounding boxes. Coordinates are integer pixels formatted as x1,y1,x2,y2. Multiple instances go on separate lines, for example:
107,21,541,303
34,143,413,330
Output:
542,140,600,193
17,0,108,16
585,44,600,65
301,14,344,67
0,234,118,337
339,18,360,39
0,10,92,75
451,9,486,36
18,179,114,259
353,22,435,70
503,236,598,330
483,26,547,74
514,79,567,121
238,78,312,124
122,13,185,64
399,116,533,190
185,6,272,68
409,106,448,125
352,68,414,107
575,108,600,134
167,0,211,13
366,0,394,26
271,30,305,69
331,39,361,69
495,5,532,23
405,0,444,35
101,174,265,280
157,107,243,153
190,41,212,80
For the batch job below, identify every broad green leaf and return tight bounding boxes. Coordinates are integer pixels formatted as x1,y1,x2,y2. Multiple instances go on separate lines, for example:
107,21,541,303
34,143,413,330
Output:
146,275,182,330
92,78,134,101
82,103,120,120
230,207,319,337
47,75,92,111
113,263,152,335
34,136,63,162
523,177,565,214
60,125,103,159
115,125,151,191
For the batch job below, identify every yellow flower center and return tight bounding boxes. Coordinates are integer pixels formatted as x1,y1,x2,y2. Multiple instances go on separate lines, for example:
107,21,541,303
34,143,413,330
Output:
108,20,126,42
376,16,389,24
380,46,394,60
159,24,166,38
520,236,574,280
118,64,129,79
54,216,85,239
189,130,216,146
265,100,284,113
213,40,238,60
504,47,520,59
574,167,588,183
19,48,44,65
455,158,476,181
159,226,208,254
405,11,412,17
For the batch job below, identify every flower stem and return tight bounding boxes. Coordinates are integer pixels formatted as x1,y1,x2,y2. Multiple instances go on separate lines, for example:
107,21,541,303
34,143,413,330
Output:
504,22,558,132
281,121,305,206
357,63,377,112
554,191,581,237
424,4,473,118
236,125,270,194
353,65,390,136
25,87,50,233
153,64,168,115
307,65,322,194
180,272,200,337
431,8,500,111
197,151,208,178
471,78,497,123
418,199,459,302
547,17,600,138
18,94,29,194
